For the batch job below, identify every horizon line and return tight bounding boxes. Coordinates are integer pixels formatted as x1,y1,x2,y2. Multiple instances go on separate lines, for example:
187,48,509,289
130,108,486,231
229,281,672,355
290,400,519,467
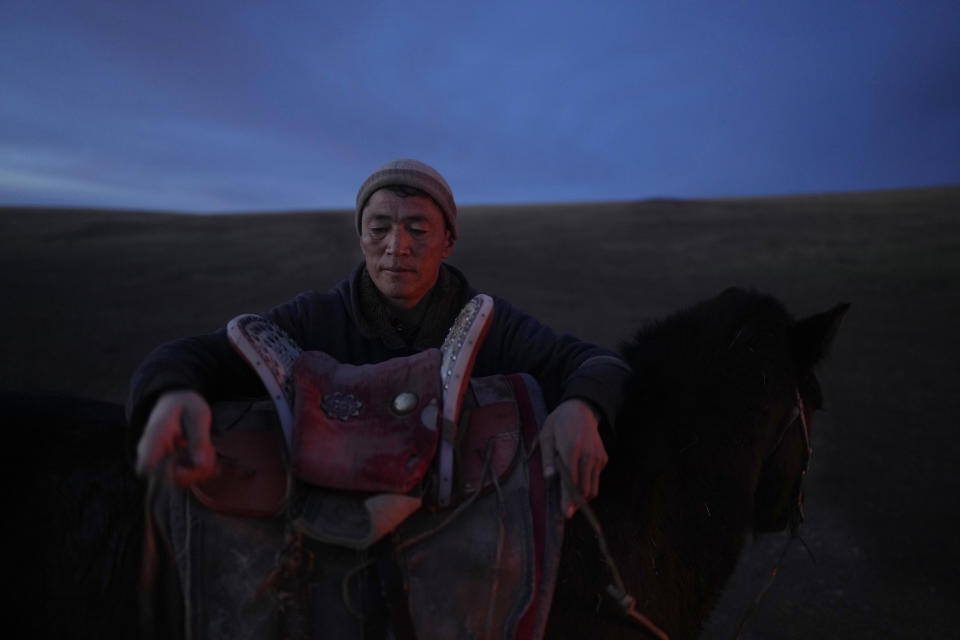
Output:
1,183,957,217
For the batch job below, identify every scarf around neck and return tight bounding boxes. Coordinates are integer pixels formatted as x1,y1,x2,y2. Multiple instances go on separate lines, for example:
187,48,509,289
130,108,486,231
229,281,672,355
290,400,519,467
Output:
355,263,470,350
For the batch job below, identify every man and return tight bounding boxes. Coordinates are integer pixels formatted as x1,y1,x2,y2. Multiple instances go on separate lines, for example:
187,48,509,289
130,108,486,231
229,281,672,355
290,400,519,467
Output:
129,158,630,519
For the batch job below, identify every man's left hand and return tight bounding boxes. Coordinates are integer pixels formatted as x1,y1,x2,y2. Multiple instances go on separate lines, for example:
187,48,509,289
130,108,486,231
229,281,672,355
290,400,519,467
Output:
539,398,608,518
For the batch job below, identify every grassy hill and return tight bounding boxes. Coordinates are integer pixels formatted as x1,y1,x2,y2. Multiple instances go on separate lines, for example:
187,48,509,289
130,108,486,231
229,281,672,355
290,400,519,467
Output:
2,186,958,639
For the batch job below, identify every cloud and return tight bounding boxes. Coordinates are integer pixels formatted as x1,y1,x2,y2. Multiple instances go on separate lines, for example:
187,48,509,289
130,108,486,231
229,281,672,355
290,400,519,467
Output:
2,1,958,211
0,166,216,210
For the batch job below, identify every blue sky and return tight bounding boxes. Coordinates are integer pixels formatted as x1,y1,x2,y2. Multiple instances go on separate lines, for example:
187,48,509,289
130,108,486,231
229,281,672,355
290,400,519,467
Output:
2,0,958,212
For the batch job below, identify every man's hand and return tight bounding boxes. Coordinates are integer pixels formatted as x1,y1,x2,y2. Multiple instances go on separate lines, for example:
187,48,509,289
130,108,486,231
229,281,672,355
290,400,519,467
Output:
135,389,216,487
539,398,608,518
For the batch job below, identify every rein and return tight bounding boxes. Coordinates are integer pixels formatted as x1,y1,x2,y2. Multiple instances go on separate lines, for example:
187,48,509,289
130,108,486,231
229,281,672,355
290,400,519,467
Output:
767,389,811,468
550,455,670,640
732,387,812,640
764,388,812,528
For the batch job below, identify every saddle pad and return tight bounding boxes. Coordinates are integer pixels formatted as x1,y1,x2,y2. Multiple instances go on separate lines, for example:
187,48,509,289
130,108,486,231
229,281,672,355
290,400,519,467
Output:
291,349,442,494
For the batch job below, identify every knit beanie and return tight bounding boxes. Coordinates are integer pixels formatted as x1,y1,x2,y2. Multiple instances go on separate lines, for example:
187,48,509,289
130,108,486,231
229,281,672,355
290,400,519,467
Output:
355,159,457,239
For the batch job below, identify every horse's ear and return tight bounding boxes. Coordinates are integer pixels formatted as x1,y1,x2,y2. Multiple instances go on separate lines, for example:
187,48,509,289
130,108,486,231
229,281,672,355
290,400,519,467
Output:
792,303,850,369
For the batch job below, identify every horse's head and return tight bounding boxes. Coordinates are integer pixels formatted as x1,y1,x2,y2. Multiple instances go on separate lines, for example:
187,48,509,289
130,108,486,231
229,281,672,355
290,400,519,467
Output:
613,288,847,538
752,302,848,533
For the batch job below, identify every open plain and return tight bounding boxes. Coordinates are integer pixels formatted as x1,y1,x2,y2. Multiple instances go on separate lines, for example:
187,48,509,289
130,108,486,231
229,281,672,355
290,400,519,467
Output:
2,186,957,639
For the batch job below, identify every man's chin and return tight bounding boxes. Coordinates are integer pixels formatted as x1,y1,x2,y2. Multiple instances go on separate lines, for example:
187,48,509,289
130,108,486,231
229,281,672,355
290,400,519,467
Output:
372,279,419,306
380,268,417,279
377,270,414,288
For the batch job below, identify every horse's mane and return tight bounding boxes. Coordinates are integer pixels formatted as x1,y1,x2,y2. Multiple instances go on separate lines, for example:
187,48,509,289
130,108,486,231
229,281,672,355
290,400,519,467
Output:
613,288,798,474
621,288,792,388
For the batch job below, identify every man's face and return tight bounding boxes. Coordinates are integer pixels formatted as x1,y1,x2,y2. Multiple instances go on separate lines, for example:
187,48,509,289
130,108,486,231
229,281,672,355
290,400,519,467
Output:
360,188,454,309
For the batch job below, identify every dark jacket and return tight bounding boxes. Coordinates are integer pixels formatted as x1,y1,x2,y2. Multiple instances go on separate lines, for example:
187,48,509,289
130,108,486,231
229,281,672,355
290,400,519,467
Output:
126,264,630,444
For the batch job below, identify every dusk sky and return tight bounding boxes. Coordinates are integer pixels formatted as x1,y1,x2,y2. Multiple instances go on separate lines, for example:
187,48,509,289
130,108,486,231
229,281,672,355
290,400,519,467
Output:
2,1,958,213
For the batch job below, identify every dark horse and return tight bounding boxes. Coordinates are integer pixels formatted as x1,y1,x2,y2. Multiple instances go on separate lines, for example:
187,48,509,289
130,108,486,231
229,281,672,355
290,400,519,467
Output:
7,288,846,639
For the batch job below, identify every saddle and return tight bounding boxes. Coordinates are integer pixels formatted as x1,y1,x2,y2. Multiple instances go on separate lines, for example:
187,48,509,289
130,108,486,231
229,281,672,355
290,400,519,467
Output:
147,296,564,640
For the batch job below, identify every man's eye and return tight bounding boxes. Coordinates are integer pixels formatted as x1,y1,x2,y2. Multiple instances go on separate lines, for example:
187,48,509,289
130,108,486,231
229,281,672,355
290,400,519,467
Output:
409,227,428,236
369,226,388,234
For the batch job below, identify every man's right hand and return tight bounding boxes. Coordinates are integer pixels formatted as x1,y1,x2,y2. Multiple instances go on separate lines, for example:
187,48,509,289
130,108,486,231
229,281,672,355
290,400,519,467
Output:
135,389,216,487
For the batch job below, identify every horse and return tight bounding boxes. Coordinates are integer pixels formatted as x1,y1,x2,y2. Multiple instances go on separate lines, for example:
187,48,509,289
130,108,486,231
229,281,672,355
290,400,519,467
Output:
8,392,145,639
6,287,846,639
547,288,847,639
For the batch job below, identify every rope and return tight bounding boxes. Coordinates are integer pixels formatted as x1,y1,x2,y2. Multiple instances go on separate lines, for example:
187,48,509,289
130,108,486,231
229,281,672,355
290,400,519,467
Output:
552,457,671,640
731,536,795,640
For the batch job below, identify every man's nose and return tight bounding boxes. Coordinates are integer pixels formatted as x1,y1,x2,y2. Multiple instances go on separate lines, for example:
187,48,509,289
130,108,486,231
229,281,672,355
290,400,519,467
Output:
385,228,412,255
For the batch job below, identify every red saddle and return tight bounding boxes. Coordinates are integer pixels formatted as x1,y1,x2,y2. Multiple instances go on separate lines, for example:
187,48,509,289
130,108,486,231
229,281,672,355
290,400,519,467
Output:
195,294,498,518
291,348,442,494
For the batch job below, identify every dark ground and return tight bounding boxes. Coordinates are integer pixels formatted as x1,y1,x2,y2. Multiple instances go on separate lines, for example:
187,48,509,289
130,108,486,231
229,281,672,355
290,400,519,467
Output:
2,186,958,639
